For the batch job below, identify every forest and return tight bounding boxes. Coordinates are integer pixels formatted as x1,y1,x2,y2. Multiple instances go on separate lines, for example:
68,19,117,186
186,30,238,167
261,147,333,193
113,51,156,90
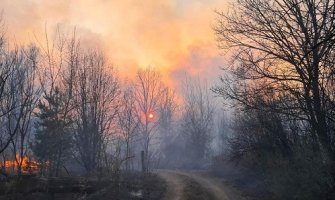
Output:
1,0,335,200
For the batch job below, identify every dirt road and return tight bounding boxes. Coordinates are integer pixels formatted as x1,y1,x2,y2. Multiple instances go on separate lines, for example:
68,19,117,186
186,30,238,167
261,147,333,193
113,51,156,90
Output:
157,170,246,200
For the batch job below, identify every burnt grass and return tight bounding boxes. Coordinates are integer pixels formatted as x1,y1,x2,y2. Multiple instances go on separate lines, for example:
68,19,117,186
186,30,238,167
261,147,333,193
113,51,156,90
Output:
0,172,166,200
86,172,166,200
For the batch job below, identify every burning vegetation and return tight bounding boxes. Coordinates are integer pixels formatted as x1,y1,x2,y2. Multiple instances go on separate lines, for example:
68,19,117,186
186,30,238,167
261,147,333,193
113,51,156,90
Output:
2,155,40,174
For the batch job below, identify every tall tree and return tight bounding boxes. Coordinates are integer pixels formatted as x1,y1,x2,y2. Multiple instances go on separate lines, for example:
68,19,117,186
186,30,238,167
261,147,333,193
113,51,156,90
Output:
214,0,335,163
72,52,120,173
33,88,72,177
134,68,165,171
117,86,139,170
157,88,177,167
9,46,41,175
181,78,214,168
0,46,24,156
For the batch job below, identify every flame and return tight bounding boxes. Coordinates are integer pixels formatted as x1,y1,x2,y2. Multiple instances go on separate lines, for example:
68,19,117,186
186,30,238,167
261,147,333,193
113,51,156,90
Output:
2,155,40,174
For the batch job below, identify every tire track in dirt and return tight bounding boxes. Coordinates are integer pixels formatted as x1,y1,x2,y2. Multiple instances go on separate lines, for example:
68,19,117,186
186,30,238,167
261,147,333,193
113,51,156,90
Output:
158,171,185,200
157,170,245,200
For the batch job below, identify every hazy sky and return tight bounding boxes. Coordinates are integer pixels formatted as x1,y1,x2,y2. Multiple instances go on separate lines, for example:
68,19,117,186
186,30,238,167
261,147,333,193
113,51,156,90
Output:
2,0,230,89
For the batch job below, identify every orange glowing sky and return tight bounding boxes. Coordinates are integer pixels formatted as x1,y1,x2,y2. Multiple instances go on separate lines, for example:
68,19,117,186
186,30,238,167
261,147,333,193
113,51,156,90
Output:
1,0,230,89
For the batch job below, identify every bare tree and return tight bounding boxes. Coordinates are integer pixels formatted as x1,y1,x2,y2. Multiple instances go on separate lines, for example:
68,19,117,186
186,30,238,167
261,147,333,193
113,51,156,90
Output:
0,49,20,156
214,0,335,160
134,68,165,172
181,78,214,168
216,111,230,156
0,45,23,156
34,29,120,175
9,46,41,175
157,88,178,167
72,51,120,174
0,44,41,176
0,18,42,176
117,86,139,170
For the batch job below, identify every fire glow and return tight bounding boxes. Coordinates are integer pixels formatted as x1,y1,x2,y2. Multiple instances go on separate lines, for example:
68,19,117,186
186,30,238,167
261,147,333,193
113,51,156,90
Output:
2,155,40,174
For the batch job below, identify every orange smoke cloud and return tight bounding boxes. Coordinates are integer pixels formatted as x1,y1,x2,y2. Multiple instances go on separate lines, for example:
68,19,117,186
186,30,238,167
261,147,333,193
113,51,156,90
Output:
1,0,231,88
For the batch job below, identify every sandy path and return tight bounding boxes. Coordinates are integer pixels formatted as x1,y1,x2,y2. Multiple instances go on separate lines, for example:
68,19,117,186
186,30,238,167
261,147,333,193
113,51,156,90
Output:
158,171,185,200
157,170,245,200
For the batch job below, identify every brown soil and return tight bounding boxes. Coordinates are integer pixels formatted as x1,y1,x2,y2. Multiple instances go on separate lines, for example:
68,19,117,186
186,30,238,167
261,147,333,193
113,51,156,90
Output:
157,170,248,200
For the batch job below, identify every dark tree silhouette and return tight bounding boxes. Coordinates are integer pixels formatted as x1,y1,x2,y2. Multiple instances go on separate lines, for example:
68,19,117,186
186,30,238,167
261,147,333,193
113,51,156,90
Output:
214,0,335,163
